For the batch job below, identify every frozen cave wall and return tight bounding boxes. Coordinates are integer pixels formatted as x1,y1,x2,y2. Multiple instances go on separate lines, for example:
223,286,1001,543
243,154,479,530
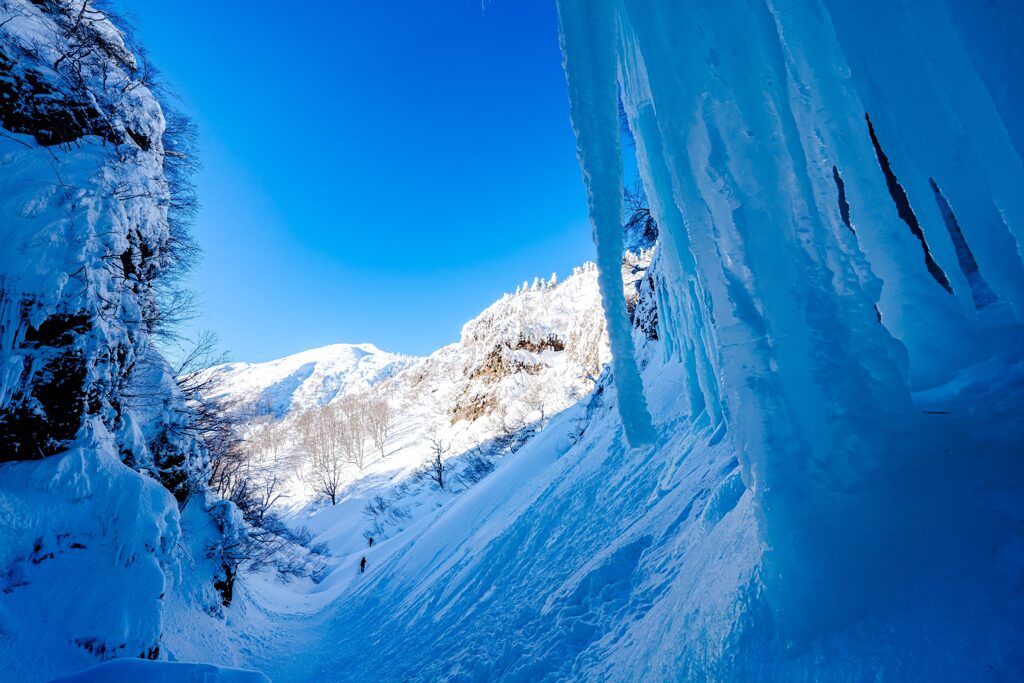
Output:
557,0,1024,640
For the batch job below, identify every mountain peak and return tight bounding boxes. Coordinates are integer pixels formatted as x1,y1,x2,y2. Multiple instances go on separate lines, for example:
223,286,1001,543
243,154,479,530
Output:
204,342,417,417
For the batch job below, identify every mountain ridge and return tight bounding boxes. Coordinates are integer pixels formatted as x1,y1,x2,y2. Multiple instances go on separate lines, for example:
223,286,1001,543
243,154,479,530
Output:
203,342,420,418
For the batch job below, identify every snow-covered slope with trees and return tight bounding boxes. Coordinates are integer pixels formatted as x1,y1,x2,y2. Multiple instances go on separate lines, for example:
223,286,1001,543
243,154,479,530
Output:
202,262,629,522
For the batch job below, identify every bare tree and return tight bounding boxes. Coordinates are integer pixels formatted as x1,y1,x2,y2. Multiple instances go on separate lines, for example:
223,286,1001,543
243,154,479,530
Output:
248,474,287,527
424,436,449,490
0,0,29,30
248,421,287,465
208,433,248,502
334,396,370,470
297,406,346,505
624,179,658,250
363,393,392,458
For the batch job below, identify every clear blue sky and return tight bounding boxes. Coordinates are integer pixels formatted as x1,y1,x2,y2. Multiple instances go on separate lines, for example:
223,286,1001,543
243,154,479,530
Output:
118,0,595,362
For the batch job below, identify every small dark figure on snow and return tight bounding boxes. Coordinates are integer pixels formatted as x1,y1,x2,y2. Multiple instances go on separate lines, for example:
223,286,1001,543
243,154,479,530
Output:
368,537,374,547
360,556,367,573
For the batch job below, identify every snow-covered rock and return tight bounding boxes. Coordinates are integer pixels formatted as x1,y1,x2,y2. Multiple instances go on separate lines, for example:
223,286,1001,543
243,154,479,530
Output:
0,2,234,679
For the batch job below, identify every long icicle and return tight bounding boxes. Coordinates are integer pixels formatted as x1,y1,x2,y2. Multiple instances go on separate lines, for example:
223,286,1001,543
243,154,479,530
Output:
556,0,656,448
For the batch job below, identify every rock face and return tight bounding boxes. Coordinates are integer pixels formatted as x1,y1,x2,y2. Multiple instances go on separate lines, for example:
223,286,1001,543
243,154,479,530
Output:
0,0,188,474
447,265,611,428
0,3,232,678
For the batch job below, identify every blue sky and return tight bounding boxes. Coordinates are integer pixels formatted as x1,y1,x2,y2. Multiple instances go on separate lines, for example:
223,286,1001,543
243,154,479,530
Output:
120,0,594,362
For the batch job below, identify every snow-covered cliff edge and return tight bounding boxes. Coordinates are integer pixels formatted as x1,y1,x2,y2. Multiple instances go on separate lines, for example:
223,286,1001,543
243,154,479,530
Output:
0,2,234,679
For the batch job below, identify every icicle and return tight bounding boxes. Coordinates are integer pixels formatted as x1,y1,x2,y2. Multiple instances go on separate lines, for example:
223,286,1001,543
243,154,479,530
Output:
557,0,656,448
929,178,999,310
590,0,942,640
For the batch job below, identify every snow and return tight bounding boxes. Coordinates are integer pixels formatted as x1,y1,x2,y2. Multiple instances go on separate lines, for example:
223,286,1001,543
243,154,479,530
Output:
0,422,178,680
202,343,417,418
48,660,269,683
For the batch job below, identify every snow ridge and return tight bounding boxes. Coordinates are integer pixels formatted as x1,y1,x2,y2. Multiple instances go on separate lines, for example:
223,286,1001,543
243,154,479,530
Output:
204,343,418,418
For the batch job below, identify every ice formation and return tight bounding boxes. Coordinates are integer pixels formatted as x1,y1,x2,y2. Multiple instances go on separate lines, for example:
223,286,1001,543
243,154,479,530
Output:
558,4,657,449
557,0,1024,637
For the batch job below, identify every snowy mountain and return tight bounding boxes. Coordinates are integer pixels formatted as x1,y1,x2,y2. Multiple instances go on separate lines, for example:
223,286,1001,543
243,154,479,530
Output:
199,262,626,516
203,343,418,418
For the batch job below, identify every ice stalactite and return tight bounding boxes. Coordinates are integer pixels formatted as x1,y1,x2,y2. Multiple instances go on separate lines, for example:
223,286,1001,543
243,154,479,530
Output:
929,177,999,311
865,113,954,295
556,0,656,448
557,0,1024,640
823,0,1024,351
